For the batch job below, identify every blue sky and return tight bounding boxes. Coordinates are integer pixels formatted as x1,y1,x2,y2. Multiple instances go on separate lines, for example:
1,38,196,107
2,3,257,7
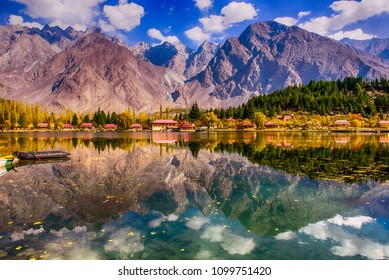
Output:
1,0,389,49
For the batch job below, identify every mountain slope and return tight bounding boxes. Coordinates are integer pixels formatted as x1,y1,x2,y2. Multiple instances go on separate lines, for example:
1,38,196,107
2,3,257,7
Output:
186,21,389,108
341,38,389,60
7,32,187,113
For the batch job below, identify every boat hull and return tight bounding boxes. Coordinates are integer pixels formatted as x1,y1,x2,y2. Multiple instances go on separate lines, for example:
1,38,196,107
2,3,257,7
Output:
13,151,71,160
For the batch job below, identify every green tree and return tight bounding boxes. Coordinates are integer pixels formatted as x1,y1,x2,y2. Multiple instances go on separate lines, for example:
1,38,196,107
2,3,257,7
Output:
72,114,79,126
189,102,201,121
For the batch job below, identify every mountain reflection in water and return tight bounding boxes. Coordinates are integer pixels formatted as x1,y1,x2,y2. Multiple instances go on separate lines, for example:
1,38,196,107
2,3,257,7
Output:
0,131,388,260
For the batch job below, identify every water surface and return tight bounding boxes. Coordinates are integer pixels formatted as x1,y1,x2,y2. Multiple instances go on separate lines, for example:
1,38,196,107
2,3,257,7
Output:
0,131,388,260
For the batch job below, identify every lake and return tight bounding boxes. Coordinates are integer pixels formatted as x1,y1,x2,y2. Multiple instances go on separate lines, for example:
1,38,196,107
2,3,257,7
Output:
0,131,389,260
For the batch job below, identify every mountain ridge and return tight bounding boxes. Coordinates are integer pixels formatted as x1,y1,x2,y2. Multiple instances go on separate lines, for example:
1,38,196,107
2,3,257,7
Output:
1,21,389,113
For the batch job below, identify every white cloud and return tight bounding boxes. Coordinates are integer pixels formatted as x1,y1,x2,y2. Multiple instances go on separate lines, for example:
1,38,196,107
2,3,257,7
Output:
200,15,225,33
99,19,116,33
298,0,389,36
185,26,211,45
186,1,258,45
328,214,375,229
274,17,297,26
299,215,389,259
201,225,224,242
186,216,210,231
221,1,258,25
200,225,255,255
147,28,179,44
275,230,296,240
221,233,255,255
195,0,213,11
328,28,376,40
195,249,212,259
297,11,312,19
8,15,43,29
103,1,145,31
104,227,144,255
13,0,103,31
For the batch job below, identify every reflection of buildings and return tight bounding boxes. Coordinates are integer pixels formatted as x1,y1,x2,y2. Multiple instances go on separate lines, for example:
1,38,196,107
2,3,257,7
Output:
334,136,350,145
380,136,389,144
151,131,192,143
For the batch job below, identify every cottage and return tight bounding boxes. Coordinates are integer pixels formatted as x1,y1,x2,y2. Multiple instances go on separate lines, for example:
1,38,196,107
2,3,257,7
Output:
80,123,93,129
334,120,350,127
131,123,143,131
152,120,179,131
283,115,292,121
264,121,277,128
63,124,73,130
37,123,49,130
180,121,195,131
379,120,389,128
104,123,117,130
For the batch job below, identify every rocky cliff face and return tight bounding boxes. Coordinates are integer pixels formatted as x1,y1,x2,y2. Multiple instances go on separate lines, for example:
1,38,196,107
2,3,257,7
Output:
186,21,389,108
5,32,187,113
185,41,220,78
341,38,389,60
1,21,389,113
130,40,219,79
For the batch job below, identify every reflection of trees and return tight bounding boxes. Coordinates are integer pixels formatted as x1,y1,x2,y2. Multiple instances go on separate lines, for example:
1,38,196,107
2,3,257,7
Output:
212,143,389,183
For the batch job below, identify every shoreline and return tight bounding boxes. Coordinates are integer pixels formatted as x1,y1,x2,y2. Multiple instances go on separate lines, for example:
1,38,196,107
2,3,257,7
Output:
1,128,389,134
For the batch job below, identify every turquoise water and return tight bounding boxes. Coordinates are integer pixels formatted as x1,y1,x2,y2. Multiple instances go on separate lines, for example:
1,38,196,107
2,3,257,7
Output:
0,131,388,260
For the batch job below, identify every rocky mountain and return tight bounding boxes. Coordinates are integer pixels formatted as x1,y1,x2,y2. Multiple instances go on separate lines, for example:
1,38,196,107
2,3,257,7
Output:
185,21,389,107
5,31,186,113
185,41,220,78
341,38,389,64
1,21,389,113
130,40,219,79
0,25,58,91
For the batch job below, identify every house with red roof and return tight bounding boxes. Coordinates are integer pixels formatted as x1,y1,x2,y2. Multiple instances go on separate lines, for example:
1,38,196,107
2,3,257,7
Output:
334,120,350,127
131,123,143,131
180,121,195,131
80,123,93,129
63,124,73,130
152,120,179,131
37,123,49,130
104,123,117,130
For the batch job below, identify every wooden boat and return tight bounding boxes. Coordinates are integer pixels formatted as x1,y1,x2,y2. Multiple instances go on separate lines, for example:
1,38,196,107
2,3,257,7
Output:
13,150,70,160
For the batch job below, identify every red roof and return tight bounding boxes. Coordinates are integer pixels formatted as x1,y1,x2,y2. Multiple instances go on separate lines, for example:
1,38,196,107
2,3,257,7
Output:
131,123,142,128
181,121,194,128
265,121,277,126
226,117,236,121
81,123,93,128
63,124,73,128
152,119,178,125
283,115,292,120
334,120,350,125
379,120,389,125
104,124,117,129
38,123,48,128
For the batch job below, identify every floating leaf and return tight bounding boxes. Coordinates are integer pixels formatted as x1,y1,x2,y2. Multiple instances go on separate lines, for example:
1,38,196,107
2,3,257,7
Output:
33,221,43,225
67,241,73,245
15,246,22,251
